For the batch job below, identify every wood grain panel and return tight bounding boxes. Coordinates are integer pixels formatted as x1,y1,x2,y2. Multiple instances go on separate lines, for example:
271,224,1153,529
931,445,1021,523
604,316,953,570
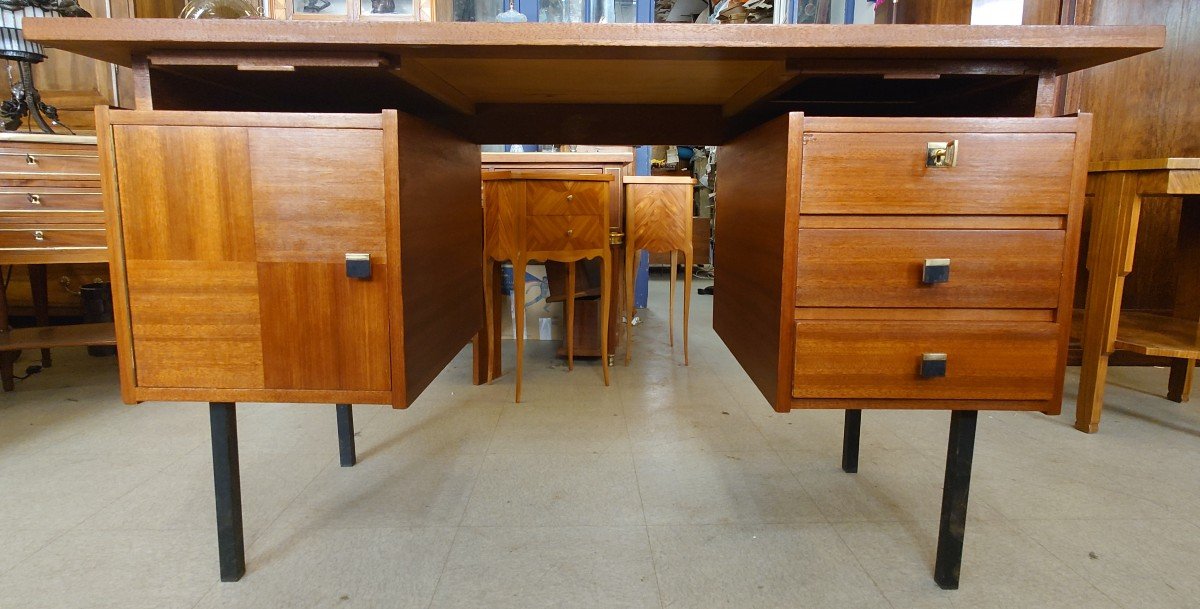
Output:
794,229,1065,309
257,261,391,391
125,259,264,389
248,128,387,263
792,320,1060,401
483,179,521,261
801,131,1075,215
112,124,257,262
713,113,801,412
524,180,607,217
393,112,483,406
626,182,692,254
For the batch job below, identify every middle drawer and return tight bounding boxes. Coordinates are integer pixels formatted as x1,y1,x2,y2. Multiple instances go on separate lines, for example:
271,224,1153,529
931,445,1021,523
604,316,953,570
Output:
794,228,1064,309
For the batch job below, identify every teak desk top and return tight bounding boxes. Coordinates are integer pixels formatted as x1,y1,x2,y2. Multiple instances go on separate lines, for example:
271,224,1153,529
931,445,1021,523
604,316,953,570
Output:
24,20,1164,143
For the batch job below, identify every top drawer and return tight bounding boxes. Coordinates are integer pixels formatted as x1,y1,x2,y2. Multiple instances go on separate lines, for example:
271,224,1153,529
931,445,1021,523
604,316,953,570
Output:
800,127,1076,215
525,180,607,217
0,149,100,180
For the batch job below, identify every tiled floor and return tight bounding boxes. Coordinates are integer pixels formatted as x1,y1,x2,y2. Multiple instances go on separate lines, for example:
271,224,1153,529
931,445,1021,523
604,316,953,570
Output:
1,277,1199,608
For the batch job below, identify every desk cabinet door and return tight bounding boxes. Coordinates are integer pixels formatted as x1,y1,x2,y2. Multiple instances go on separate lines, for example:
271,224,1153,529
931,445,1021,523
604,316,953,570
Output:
111,123,391,392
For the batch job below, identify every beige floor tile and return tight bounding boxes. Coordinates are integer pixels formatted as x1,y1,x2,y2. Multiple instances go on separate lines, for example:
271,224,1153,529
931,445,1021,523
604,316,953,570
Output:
462,452,643,526
233,402,388,456
0,451,170,529
835,520,1122,609
635,451,824,525
626,403,768,454
647,523,891,609
429,526,660,609
0,528,219,609
192,526,456,609
489,401,630,454
0,528,66,575
80,446,334,538
783,448,1003,524
355,400,502,458
269,451,484,529
1014,518,1200,609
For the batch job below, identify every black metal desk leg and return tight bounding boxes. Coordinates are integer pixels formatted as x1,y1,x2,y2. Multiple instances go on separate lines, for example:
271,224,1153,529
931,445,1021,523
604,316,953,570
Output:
336,403,356,467
841,409,861,473
934,409,978,590
209,402,245,582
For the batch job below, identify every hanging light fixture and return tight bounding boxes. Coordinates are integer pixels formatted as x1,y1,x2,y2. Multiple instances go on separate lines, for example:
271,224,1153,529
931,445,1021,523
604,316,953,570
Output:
0,0,91,133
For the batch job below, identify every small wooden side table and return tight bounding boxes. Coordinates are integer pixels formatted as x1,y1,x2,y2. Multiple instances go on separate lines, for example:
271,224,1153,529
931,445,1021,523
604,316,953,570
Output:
482,171,614,402
1076,158,1200,433
623,176,696,366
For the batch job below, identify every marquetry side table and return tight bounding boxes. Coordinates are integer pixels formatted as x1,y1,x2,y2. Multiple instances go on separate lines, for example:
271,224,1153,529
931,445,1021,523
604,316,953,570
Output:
1076,158,1200,433
482,171,614,402
623,176,697,366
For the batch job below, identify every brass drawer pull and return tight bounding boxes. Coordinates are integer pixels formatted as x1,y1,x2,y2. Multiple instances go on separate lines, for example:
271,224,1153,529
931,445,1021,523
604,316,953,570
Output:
27,193,41,205
922,258,951,284
566,194,574,202
33,230,45,241
920,353,947,378
25,154,38,166
566,229,574,237
925,140,958,168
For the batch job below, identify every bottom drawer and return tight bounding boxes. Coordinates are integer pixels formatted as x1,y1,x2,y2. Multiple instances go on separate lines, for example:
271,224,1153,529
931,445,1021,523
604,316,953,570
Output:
792,320,1059,401
0,226,106,250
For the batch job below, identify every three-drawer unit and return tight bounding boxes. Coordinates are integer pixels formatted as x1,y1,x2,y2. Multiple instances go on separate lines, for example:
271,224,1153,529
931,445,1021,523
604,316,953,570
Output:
716,114,1091,414
0,133,106,264
481,171,615,401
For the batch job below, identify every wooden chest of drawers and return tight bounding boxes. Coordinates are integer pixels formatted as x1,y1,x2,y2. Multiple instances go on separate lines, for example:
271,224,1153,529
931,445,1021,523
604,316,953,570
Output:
481,171,615,401
0,133,105,264
716,114,1091,414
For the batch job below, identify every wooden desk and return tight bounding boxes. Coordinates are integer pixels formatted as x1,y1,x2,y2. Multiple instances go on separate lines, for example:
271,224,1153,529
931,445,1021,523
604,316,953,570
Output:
1076,159,1200,433
25,19,1162,589
0,133,115,391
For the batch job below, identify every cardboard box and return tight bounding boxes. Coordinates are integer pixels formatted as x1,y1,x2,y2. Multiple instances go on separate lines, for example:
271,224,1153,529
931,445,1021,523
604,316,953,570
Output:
499,264,564,341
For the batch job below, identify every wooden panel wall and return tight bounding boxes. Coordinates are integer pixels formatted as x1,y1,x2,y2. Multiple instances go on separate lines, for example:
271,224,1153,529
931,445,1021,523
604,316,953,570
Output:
1068,0,1200,312
393,112,484,405
712,114,801,411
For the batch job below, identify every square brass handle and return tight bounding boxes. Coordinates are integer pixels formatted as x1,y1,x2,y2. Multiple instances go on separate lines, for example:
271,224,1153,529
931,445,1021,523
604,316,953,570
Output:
920,353,947,378
925,140,958,168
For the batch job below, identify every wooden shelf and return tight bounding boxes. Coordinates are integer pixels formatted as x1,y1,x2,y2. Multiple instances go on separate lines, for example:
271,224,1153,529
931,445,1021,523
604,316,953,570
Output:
1071,310,1200,359
0,322,116,351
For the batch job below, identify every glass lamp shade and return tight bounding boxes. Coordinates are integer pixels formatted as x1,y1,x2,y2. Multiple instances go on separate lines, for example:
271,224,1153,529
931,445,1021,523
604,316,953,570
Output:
179,0,263,18
0,5,47,63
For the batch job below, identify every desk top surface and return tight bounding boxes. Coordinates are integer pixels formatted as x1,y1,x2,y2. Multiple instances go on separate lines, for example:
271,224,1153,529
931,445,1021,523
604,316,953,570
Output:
26,20,1163,144
27,20,1162,74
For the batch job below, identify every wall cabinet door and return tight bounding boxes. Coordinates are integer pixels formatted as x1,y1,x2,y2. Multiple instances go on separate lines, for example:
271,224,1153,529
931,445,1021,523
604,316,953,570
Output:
109,120,391,393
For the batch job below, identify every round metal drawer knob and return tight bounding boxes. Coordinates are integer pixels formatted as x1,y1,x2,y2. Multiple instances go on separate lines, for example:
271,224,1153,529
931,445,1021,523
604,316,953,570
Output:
33,230,45,241
566,229,574,237
566,195,574,201
27,193,41,205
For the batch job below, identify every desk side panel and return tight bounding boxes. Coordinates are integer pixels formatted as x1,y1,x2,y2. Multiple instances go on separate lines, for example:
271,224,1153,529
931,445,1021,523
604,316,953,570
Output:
394,112,483,407
713,114,801,412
